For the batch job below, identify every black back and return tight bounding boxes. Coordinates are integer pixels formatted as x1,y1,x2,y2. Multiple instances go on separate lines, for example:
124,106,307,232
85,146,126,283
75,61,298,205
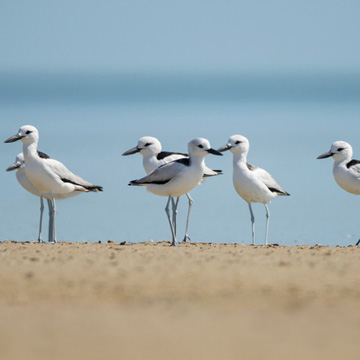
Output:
37,151,50,159
347,159,360,169
157,151,188,160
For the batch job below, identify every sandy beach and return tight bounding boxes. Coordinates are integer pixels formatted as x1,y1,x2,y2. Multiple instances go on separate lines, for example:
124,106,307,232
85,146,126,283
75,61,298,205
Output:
1,241,360,360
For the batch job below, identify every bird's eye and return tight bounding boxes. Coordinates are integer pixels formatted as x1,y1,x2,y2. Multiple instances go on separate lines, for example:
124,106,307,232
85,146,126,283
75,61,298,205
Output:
337,147,344,152
25,130,32,135
235,140,241,145
144,143,152,147
198,144,204,148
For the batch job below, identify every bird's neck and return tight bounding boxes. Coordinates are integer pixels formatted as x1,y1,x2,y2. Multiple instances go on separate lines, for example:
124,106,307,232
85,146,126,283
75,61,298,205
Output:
22,142,38,162
233,152,247,167
142,154,158,174
333,156,351,168
191,155,205,167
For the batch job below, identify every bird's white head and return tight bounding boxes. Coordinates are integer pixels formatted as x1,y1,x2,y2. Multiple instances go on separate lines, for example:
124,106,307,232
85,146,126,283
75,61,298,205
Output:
188,138,223,157
4,125,39,145
137,136,162,156
317,141,353,162
217,134,250,155
122,136,161,157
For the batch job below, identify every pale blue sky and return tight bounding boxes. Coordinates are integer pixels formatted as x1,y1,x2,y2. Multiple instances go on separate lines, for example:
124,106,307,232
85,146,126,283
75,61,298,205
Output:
1,0,360,73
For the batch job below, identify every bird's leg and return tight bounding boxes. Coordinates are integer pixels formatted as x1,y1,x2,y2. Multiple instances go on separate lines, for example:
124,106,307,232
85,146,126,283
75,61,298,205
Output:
182,193,193,242
248,202,255,245
37,196,45,243
165,196,179,247
173,197,180,245
171,197,177,236
50,197,57,243
264,204,270,246
47,199,53,243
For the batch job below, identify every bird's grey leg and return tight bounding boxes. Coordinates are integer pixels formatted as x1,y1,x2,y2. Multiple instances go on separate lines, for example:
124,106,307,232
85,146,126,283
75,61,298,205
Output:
165,196,179,247
50,197,57,243
248,202,255,245
173,197,180,245
264,204,270,246
37,196,45,243
171,197,177,236
182,193,193,242
47,199,53,243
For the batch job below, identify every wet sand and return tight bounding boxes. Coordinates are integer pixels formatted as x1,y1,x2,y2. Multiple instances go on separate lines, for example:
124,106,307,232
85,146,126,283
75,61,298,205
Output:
1,241,360,359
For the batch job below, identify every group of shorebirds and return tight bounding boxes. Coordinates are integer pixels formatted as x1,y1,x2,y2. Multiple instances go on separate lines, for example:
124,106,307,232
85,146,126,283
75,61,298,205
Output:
4,125,360,246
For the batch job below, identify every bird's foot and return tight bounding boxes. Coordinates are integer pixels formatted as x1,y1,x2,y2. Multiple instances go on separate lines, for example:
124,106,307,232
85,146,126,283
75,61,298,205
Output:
182,235,191,243
170,241,181,247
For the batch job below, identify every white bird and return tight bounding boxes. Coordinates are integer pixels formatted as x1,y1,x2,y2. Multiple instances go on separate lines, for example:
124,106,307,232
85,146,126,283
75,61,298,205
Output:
7,152,54,243
218,135,289,245
317,141,360,195
128,137,223,246
122,136,222,241
6,152,82,242
4,125,103,243
318,141,360,246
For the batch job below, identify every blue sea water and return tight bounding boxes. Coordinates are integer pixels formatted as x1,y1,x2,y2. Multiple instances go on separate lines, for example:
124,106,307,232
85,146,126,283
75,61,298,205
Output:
1,72,360,246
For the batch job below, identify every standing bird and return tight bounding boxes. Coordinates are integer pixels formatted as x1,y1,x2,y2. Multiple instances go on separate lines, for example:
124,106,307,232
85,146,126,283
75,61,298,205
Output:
4,125,103,243
7,152,54,243
218,135,289,245
6,152,82,242
122,136,221,241
317,141,360,194
128,137,222,246
317,141,360,245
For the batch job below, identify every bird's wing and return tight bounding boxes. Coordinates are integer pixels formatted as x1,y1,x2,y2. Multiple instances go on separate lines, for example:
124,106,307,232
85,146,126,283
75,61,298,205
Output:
44,159,102,192
130,160,186,185
250,164,289,195
347,160,360,177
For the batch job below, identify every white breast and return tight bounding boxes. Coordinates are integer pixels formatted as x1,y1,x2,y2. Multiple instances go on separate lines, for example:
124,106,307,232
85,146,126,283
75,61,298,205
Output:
233,165,276,204
333,165,360,195
16,168,40,197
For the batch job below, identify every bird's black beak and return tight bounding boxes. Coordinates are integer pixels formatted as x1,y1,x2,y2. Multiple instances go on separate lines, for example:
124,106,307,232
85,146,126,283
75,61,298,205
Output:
207,148,223,156
317,151,333,159
4,134,23,143
217,144,232,152
122,146,141,156
6,162,21,171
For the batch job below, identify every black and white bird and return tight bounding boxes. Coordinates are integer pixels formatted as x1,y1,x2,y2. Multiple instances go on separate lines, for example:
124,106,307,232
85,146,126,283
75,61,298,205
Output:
7,152,54,242
317,141,360,245
5,125,103,243
122,136,221,242
317,141,360,195
128,137,222,246
6,152,83,242
218,134,289,245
